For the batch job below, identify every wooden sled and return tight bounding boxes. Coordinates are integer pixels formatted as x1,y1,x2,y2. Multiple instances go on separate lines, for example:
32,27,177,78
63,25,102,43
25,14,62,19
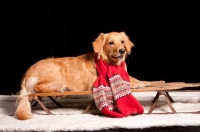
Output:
28,81,200,115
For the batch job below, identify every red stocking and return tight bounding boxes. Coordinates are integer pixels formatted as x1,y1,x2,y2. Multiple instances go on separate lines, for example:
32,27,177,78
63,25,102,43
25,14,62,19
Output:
116,94,144,116
101,107,123,118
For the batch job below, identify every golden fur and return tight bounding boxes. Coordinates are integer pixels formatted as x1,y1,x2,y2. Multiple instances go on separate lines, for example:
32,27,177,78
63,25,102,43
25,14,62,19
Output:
15,32,150,120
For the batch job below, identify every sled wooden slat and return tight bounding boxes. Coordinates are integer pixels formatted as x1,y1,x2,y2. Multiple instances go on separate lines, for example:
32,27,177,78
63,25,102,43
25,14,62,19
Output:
28,81,200,115
29,91,93,97
28,81,200,97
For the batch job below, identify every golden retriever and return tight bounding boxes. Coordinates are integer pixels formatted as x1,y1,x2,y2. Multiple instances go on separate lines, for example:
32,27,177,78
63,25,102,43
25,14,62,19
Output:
15,32,150,120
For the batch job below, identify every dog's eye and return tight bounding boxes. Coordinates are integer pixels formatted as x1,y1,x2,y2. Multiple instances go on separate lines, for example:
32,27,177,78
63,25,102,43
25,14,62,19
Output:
108,41,114,45
121,40,124,44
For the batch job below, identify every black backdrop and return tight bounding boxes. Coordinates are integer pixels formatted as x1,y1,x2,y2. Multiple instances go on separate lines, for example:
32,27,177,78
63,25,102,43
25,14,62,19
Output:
2,1,199,94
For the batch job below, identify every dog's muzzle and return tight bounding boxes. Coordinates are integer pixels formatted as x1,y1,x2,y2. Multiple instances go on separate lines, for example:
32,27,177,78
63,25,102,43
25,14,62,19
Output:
111,49,125,59
111,54,124,59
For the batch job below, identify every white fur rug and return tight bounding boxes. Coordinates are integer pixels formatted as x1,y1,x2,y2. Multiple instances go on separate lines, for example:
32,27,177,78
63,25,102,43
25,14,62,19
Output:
0,92,200,131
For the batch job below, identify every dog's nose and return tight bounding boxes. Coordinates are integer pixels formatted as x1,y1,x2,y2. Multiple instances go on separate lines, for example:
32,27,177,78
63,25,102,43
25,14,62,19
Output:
119,49,125,54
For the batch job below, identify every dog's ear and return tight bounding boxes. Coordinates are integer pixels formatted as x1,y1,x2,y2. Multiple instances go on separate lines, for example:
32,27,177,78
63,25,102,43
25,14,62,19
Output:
92,33,105,53
120,32,134,54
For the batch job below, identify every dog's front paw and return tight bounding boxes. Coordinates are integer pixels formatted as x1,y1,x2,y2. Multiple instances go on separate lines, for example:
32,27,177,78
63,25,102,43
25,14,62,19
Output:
130,81,150,89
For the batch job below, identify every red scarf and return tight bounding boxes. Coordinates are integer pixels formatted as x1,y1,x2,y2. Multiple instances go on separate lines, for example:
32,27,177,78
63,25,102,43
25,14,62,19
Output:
93,57,144,118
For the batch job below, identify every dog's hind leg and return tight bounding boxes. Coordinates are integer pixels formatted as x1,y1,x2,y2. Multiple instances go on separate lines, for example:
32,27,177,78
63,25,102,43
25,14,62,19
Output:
34,82,62,93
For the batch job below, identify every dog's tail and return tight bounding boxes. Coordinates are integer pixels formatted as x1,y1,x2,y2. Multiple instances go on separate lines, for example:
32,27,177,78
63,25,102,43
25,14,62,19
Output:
15,77,37,120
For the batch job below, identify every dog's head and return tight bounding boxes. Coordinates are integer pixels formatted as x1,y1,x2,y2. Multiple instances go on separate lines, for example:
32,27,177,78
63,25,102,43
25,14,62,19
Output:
92,32,134,65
